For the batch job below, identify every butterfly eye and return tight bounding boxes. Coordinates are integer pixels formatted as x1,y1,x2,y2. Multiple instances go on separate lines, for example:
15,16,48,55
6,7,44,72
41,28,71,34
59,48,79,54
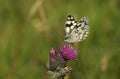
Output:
70,17,74,20
67,15,72,20
67,17,71,20
67,15,75,21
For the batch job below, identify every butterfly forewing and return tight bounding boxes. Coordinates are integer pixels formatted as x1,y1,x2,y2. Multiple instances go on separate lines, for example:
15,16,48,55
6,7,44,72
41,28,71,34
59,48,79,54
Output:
64,15,90,43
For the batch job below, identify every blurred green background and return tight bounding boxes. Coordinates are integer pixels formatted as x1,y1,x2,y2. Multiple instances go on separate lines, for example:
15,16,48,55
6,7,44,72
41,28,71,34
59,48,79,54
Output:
0,0,120,79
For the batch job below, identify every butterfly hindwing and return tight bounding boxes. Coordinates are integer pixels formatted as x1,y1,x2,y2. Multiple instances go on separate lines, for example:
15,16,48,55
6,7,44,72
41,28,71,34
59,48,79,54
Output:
64,15,90,43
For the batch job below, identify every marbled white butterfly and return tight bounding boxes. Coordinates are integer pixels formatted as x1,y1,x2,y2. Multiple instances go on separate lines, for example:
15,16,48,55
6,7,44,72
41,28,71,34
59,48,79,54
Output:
64,15,90,43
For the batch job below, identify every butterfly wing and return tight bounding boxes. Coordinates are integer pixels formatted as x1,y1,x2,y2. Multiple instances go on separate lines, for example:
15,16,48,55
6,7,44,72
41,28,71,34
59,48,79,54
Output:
64,15,77,42
75,16,89,41
64,15,89,43
64,15,77,34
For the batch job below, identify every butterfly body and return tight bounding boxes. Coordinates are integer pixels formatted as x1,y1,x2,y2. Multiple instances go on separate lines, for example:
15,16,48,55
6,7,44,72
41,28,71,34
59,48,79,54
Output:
64,15,90,43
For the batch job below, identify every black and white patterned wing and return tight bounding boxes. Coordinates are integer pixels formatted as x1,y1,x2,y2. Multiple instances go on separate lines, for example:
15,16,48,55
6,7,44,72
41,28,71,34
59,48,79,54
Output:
64,15,77,34
64,15,90,43
75,16,89,41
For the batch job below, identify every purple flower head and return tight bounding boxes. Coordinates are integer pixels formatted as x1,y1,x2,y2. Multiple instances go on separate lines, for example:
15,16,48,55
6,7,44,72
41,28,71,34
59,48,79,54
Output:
49,48,67,70
60,45,78,60
50,48,56,63
50,48,56,57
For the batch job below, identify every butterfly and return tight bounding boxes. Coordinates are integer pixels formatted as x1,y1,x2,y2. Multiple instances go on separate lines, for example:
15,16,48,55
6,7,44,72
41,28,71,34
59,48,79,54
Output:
64,15,90,43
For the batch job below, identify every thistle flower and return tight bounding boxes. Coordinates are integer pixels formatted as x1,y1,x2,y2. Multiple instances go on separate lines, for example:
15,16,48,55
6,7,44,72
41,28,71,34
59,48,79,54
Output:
49,48,67,71
48,45,78,79
60,45,77,60
49,48,56,64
